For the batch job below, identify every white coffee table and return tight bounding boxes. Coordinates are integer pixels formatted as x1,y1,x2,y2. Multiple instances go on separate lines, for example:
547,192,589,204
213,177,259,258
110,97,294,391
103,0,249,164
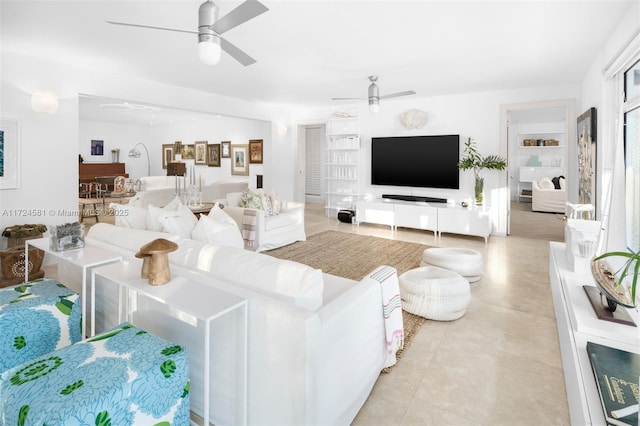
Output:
92,259,248,426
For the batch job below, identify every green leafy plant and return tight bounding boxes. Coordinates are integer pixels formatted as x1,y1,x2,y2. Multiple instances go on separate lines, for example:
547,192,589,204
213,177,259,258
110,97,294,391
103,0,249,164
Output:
458,137,507,204
593,250,640,304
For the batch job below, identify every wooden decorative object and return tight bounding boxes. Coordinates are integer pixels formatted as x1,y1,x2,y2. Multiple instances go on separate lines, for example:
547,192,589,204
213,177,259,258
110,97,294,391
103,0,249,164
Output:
136,239,179,286
135,252,151,279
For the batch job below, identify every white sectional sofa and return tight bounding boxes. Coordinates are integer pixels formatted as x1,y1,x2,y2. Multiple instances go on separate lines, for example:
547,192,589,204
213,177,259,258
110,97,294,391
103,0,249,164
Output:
130,180,248,208
72,223,399,425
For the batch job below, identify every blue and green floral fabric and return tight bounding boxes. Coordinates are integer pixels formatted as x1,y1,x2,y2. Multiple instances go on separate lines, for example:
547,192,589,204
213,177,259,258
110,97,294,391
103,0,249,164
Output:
0,322,190,425
0,278,82,374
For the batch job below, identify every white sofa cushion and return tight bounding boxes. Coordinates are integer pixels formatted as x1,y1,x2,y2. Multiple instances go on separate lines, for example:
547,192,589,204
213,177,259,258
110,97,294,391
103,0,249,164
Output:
538,177,555,190
265,212,296,231
146,197,182,231
191,209,243,249
159,203,198,238
180,245,323,310
85,223,180,254
226,192,243,207
109,203,147,229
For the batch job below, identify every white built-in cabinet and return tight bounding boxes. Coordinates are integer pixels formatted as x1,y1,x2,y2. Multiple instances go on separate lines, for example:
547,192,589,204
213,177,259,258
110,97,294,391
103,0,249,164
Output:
325,117,360,217
516,122,566,201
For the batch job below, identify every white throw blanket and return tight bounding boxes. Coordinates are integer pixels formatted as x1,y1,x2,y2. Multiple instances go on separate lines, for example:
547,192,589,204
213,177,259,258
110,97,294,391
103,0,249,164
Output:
242,209,257,247
367,265,404,368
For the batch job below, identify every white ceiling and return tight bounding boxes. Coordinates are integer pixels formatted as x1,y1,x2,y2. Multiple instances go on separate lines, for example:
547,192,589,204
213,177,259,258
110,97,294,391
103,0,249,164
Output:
1,0,634,124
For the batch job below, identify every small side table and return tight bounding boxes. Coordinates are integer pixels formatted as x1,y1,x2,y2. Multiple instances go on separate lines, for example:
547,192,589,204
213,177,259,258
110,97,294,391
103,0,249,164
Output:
25,237,123,337
92,260,248,426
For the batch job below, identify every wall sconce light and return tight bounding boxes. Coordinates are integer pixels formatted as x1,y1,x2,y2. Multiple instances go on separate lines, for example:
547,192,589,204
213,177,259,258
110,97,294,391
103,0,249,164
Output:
277,124,288,136
30,92,59,114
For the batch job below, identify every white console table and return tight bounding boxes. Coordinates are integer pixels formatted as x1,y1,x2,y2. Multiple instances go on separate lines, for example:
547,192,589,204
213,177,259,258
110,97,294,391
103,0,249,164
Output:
356,199,492,242
25,237,123,337
549,242,640,425
92,260,248,426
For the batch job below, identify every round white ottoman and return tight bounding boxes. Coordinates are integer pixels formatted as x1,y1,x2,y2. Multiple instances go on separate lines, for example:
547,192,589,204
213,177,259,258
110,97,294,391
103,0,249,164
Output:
420,247,483,282
399,266,470,321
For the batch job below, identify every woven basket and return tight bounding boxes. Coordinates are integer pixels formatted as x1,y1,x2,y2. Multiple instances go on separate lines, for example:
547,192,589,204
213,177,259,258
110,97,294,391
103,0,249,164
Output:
0,246,45,287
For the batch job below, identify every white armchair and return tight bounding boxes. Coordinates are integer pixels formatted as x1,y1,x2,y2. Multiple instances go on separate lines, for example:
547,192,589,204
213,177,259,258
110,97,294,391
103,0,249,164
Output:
532,177,566,213
222,191,306,252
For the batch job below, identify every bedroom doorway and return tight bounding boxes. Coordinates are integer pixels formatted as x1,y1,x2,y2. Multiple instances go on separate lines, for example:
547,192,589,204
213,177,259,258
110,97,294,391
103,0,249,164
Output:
500,99,575,236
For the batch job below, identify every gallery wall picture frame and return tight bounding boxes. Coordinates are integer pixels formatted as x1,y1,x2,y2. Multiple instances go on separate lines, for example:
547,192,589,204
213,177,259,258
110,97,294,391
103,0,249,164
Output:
194,141,208,165
208,144,221,167
221,141,231,158
249,139,263,164
0,119,20,189
577,107,597,209
181,144,195,160
90,139,105,156
162,144,174,169
231,144,250,176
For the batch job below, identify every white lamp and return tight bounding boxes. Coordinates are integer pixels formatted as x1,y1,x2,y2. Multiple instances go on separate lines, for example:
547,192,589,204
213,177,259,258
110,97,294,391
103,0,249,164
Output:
369,99,380,114
128,143,151,177
30,92,59,114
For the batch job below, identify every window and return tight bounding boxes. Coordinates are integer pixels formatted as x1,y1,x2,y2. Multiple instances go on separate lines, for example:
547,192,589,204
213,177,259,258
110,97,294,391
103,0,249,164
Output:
623,60,640,252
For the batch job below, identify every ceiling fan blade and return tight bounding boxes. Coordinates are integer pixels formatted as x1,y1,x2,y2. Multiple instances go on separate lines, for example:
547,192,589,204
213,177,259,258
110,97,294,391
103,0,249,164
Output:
212,0,269,35
379,90,416,100
221,37,257,66
106,20,197,35
332,97,365,100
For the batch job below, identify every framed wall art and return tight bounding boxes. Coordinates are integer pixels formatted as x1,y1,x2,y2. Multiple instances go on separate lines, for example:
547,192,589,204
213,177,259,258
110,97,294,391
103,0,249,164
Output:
181,144,195,160
0,119,20,189
90,139,104,156
221,141,231,158
208,144,221,167
194,141,208,165
231,144,250,176
249,139,263,164
162,144,174,169
577,107,597,209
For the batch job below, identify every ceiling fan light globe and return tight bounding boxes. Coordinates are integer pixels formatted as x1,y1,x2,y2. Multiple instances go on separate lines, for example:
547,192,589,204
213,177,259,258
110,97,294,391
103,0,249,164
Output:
369,101,380,114
198,40,222,65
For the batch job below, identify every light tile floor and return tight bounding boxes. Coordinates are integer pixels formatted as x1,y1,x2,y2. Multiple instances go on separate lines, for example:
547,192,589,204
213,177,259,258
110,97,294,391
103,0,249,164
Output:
304,201,570,426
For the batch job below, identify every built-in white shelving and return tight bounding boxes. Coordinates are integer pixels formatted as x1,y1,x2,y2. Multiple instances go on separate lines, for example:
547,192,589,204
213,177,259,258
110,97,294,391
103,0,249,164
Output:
325,117,360,217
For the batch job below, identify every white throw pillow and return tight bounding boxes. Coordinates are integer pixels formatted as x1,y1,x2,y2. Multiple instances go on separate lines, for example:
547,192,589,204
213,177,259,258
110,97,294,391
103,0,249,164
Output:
146,197,183,231
538,178,555,190
270,191,282,215
191,214,244,248
208,202,238,227
109,203,147,229
226,192,243,207
159,203,198,238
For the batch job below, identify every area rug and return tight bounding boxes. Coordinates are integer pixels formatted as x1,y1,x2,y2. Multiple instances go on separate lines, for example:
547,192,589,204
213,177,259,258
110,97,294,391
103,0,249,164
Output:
266,230,430,367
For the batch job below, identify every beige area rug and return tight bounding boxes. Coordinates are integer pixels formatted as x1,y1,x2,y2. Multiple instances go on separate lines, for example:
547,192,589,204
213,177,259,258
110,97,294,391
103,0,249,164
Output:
266,230,430,366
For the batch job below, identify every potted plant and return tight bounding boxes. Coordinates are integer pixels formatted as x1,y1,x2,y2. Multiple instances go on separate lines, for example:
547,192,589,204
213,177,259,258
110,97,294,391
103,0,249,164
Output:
458,137,507,205
591,249,639,311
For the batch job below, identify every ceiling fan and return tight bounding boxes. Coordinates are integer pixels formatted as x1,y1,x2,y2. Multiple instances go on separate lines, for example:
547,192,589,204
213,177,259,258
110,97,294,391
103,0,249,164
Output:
332,76,416,113
106,0,268,66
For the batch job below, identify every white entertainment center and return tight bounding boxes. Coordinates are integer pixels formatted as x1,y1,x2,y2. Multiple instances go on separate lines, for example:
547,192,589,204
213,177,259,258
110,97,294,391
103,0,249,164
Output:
355,198,492,242
549,242,640,425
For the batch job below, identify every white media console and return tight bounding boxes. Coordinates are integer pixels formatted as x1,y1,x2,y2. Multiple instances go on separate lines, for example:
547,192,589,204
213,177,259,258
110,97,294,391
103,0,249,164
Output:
355,198,492,242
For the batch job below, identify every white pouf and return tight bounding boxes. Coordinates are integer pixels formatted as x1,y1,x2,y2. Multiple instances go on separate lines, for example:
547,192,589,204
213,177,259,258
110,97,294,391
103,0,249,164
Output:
399,266,470,321
420,247,483,282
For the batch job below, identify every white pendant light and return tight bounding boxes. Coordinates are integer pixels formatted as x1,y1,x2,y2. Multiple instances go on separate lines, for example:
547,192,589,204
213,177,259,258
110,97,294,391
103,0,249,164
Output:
198,37,222,65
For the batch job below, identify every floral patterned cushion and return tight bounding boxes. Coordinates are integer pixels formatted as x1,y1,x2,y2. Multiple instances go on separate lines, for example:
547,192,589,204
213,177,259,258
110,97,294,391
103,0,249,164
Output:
0,278,81,373
0,322,190,425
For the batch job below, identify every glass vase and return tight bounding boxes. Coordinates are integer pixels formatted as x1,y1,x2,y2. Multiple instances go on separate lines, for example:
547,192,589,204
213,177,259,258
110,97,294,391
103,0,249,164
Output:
475,176,484,205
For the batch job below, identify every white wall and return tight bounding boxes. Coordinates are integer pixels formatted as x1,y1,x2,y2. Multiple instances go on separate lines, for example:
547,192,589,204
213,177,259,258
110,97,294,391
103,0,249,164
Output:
295,84,580,235
80,115,270,186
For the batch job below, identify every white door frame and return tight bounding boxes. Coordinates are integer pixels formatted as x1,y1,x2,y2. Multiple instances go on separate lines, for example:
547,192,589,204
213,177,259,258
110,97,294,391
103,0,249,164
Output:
294,119,329,203
499,99,575,235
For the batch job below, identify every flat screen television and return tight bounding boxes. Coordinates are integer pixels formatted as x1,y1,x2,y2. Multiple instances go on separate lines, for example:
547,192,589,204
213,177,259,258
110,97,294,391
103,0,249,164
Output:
371,134,460,189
